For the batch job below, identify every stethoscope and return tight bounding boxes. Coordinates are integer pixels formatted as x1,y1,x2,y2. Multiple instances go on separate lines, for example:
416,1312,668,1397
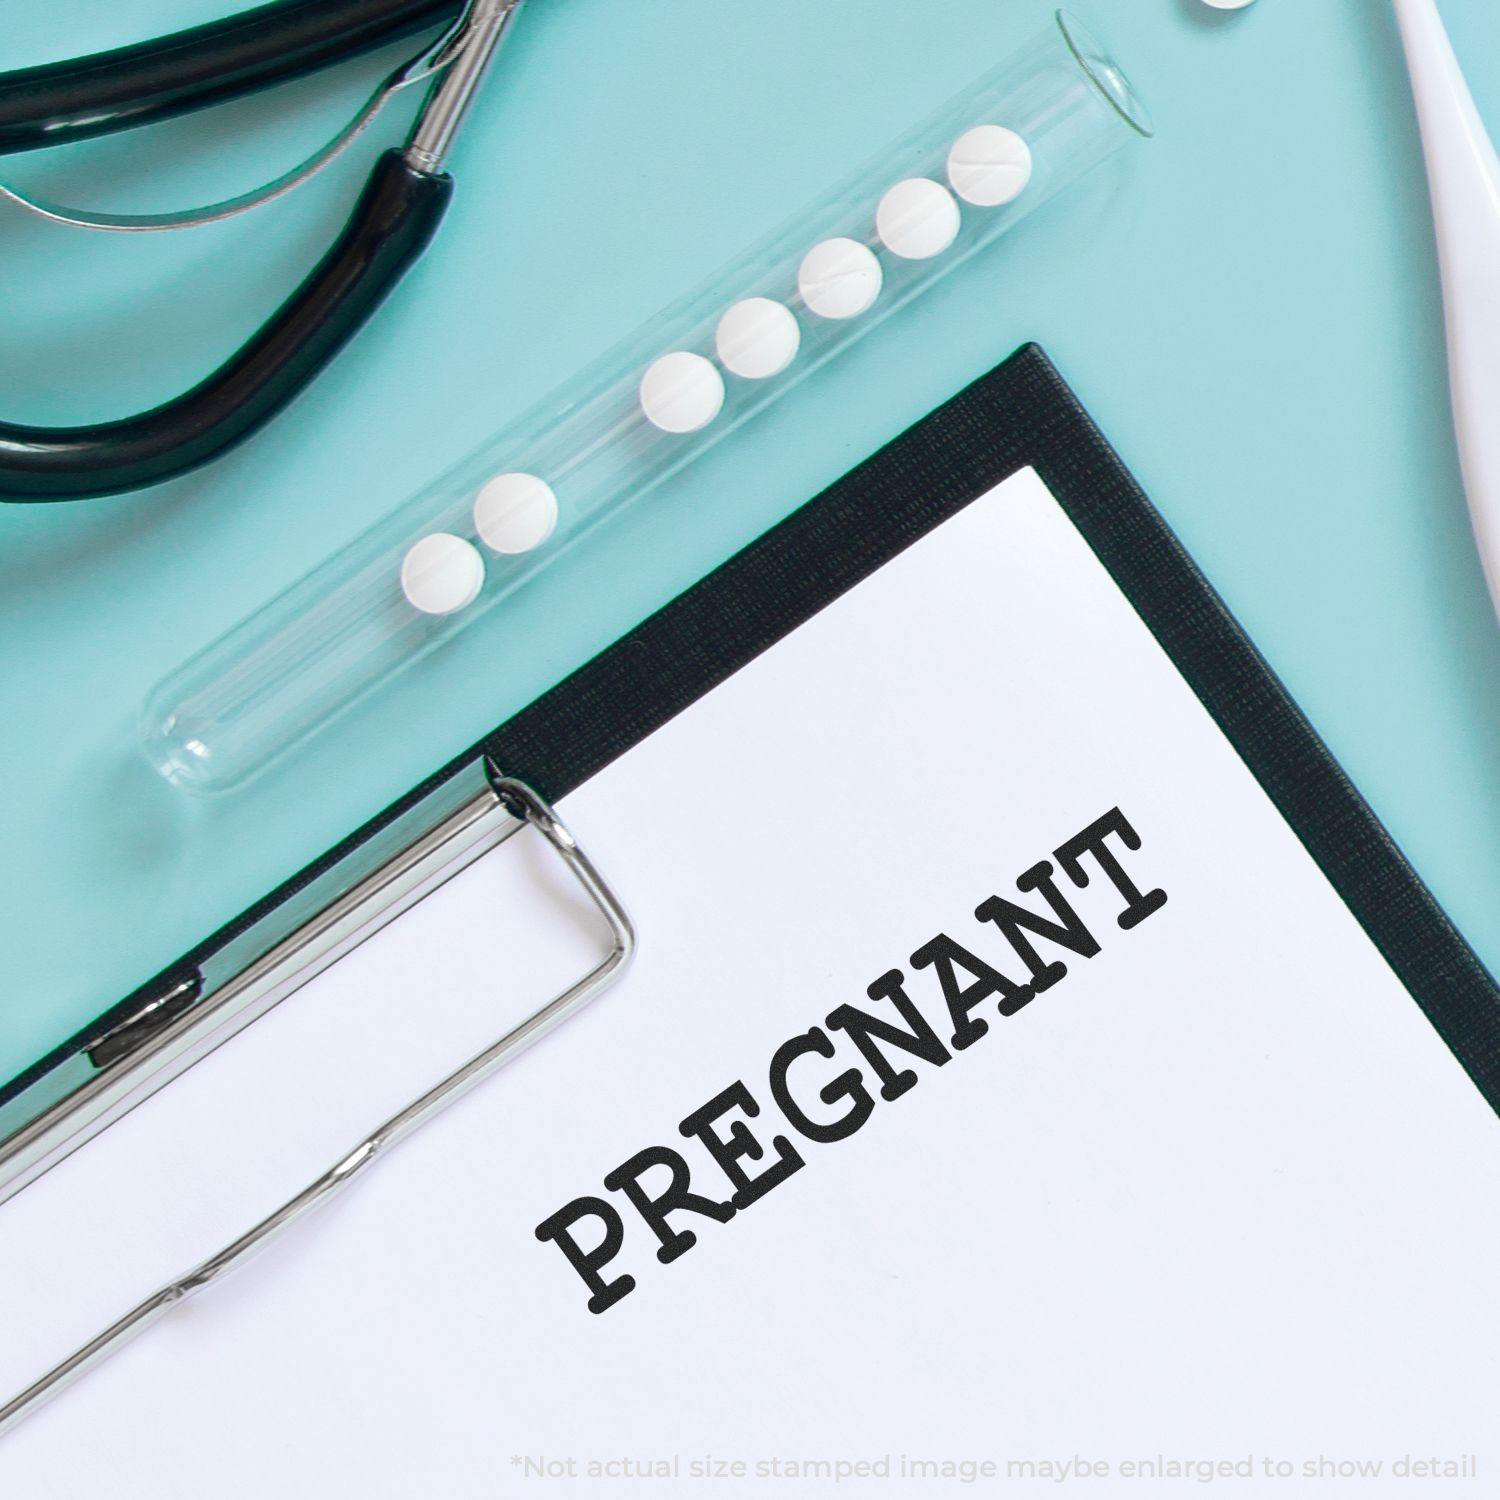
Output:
0,0,520,504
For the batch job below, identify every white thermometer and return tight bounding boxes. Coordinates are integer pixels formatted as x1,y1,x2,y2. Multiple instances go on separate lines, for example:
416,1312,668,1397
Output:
1394,0,1500,621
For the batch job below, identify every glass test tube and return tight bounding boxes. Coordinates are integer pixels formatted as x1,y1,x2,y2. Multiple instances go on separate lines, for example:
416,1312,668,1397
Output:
144,10,1152,794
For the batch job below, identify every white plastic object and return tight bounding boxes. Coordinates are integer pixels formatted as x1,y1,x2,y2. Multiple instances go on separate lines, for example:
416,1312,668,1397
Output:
1200,0,1256,9
947,125,1033,206
399,534,484,615
876,178,962,259
143,11,1153,793
1394,0,1500,622
797,237,884,318
473,472,558,554
716,298,801,379
638,351,726,433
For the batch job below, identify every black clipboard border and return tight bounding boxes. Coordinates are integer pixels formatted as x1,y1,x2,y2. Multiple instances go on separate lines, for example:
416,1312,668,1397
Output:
488,342,1500,1113
11,344,1500,1115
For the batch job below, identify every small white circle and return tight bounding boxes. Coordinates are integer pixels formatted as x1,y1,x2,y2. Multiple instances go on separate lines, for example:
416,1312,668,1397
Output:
876,178,961,260
639,351,726,433
474,472,558,554
715,298,801,380
797,238,883,320
400,533,484,615
1200,0,1255,7
947,125,1033,207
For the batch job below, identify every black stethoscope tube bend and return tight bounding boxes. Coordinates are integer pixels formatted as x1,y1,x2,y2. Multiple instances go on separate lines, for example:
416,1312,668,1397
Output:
0,152,451,502
0,0,474,503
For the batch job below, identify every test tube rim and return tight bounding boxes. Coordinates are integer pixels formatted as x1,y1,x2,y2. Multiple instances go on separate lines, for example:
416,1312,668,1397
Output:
1056,9,1156,141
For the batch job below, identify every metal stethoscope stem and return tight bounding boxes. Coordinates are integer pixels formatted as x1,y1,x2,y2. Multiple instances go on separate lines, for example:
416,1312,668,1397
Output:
407,0,525,174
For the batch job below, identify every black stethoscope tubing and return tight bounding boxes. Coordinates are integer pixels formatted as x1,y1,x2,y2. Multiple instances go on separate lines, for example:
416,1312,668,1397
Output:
0,0,471,504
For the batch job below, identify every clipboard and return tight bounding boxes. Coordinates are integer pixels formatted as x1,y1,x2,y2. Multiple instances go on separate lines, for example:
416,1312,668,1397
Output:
3,343,1498,1434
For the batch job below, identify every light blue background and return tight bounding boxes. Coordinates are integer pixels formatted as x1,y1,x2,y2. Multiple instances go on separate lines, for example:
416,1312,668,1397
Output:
4,0,1499,1082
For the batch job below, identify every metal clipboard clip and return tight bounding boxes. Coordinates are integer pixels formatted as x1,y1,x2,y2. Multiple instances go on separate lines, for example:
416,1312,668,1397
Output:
0,763,634,1439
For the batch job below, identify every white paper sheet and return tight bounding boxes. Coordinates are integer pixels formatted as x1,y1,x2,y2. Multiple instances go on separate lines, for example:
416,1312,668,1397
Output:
3,469,1497,1497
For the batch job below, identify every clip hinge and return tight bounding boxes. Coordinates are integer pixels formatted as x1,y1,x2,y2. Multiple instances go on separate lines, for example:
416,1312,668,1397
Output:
86,973,203,1071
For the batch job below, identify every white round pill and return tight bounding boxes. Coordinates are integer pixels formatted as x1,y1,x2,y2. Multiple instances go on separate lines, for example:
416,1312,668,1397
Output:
715,298,801,380
876,178,961,260
797,237,883,319
947,125,1033,207
400,532,484,615
474,471,558,554
639,350,726,433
